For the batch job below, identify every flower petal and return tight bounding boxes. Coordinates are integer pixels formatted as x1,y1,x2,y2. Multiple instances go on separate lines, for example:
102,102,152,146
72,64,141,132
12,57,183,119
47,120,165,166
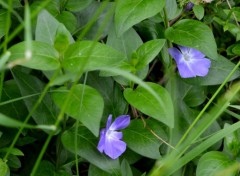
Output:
97,129,106,153
190,58,211,77
108,131,123,140
109,115,130,131
168,47,184,65
189,48,205,59
104,137,127,159
178,46,190,54
106,114,112,130
177,62,197,78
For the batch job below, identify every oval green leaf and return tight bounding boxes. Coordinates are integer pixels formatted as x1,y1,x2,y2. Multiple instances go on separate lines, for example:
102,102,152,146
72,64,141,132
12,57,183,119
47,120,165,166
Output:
8,41,60,71
123,119,167,159
196,151,237,176
63,41,127,72
165,19,218,59
135,39,165,70
124,82,174,128
115,0,165,36
52,84,104,136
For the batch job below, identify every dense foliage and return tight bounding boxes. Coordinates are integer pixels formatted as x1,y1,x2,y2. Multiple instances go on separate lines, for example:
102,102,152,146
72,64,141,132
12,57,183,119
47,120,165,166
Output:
0,0,240,175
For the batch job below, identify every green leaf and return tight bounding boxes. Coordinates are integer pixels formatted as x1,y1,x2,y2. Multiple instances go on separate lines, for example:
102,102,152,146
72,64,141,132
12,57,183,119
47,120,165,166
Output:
88,164,112,176
65,0,93,12
183,85,207,107
165,19,218,59
135,39,165,70
35,160,55,176
74,2,113,40
115,0,165,36
184,55,240,85
123,119,167,159
223,123,240,157
52,84,104,136
0,148,24,156
63,41,127,72
0,159,9,176
121,159,133,176
124,82,174,128
86,72,128,118
54,24,70,54
196,151,236,176
55,11,77,33
61,125,120,173
8,41,60,71
12,69,57,127
30,0,60,17
231,44,240,55
193,5,204,20
35,9,74,45
107,26,143,59
0,80,28,121
0,10,7,39
165,0,182,20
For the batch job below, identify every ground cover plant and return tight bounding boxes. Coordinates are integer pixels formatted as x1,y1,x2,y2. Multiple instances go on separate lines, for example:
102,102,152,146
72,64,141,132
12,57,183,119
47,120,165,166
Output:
0,0,240,175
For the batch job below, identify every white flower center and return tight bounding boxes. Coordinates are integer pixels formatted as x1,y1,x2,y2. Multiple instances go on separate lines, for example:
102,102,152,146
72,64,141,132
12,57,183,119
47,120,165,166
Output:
183,53,191,61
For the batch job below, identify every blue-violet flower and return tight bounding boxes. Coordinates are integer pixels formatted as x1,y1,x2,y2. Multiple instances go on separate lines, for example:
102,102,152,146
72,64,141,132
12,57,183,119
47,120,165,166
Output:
168,45,211,78
185,2,194,11
97,114,130,159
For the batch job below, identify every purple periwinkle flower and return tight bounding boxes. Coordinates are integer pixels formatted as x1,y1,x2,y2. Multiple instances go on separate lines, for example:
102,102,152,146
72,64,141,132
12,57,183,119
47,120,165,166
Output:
97,114,130,159
185,2,194,11
168,46,211,78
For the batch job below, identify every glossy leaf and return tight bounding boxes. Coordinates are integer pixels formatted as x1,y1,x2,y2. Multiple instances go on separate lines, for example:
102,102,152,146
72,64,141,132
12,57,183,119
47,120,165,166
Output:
115,0,165,36
196,151,236,176
61,125,120,173
184,55,240,85
121,159,133,176
52,84,104,136
0,10,7,39
124,82,174,128
223,123,240,157
107,26,143,59
135,39,165,70
0,159,9,176
183,85,207,107
165,19,218,60
56,11,77,33
86,72,128,119
88,164,111,176
30,0,60,17
63,41,127,72
0,80,28,121
74,2,113,40
35,160,55,176
35,9,74,45
165,0,182,20
123,119,167,159
65,0,93,12
193,5,204,20
8,41,60,71
12,69,57,127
